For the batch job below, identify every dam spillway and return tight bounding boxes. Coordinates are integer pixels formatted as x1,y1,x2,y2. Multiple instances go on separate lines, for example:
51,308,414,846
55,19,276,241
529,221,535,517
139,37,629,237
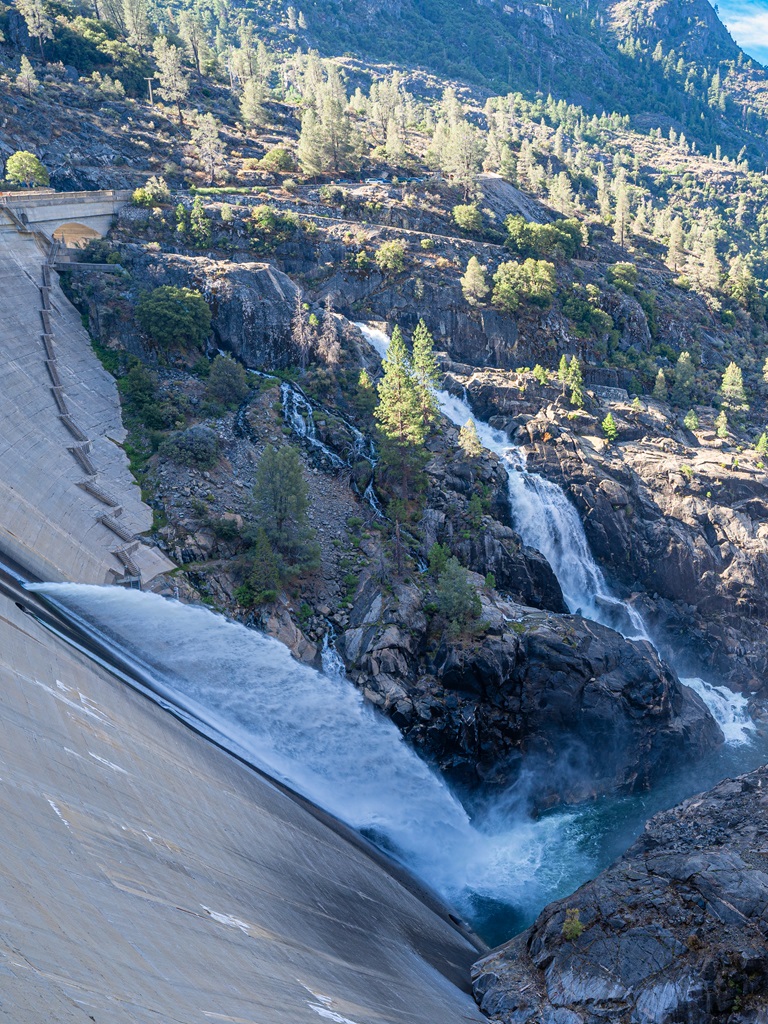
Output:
0,577,485,1023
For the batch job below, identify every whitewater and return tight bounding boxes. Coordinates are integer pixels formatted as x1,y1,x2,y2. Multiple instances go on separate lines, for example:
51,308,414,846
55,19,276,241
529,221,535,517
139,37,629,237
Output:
29,323,758,942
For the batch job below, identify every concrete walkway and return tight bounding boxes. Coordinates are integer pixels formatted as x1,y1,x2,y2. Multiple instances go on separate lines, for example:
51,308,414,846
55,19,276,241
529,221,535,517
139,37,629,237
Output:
0,212,172,584
0,587,486,1024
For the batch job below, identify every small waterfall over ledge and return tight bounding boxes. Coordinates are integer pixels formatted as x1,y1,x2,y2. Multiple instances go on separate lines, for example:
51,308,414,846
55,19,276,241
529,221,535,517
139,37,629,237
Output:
355,322,754,746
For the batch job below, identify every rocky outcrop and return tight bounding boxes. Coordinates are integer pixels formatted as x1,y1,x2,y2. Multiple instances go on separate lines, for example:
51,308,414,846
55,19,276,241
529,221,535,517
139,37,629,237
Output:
472,764,768,1023
340,579,721,800
518,406,768,692
138,254,299,369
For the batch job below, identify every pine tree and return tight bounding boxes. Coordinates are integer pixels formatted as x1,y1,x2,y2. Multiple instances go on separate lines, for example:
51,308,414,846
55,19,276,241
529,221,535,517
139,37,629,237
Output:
178,11,208,77
673,351,695,401
755,432,768,456
16,0,53,59
612,171,630,246
191,114,224,185
297,62,359,176
653,368,668,401
123,0,150,49
558,354,570,384
683,409,699,430
667,217,684,272
240,79,267,127
16,56,38,97
253,445,318,570
459,419,483,458
411,319,440,426
715,410,729,439
153,38,189,125
190,197,211,247
291,291,313,368
317,295,341,364
721,361,748,411
460,256,489,304
602,412,619,443
567,356,584,408
374,326,426,499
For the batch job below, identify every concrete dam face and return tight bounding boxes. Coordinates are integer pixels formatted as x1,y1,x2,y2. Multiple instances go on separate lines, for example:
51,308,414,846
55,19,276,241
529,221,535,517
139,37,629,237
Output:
0,199,486,1023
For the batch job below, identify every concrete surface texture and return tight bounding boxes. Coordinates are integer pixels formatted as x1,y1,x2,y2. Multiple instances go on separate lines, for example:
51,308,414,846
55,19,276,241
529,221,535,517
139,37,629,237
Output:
1,189,132,242
0,591,486,1024
0,210,172,584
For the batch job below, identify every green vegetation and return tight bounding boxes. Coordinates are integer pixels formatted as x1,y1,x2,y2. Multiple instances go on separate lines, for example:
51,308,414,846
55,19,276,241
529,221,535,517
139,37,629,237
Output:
602,412,619,443
461,257,489,304
562,908,584,941
161,425,220,468
136,286,212,351
492,259,556,312
459,419,483,458
434,556,481,634
249,444,319,576
205,354,251,411
5,150,49,187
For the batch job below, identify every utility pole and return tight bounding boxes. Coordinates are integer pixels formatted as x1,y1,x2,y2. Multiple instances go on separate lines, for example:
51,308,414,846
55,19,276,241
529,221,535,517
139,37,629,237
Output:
145,77,155,105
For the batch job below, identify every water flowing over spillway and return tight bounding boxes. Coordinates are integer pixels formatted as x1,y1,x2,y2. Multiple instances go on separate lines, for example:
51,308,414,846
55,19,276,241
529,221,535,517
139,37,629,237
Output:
31,582,590,927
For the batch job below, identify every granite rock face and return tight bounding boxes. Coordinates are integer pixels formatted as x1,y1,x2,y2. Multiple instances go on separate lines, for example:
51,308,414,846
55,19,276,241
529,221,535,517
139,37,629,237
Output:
340,580,721,800
472,766,768,1024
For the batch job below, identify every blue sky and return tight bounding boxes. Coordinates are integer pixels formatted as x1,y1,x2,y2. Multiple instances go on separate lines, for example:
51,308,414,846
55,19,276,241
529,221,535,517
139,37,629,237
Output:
713,0,768,65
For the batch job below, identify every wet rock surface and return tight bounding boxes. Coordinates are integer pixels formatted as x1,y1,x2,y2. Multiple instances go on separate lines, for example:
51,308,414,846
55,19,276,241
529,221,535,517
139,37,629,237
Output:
472,765,768,1024
340,579,721,801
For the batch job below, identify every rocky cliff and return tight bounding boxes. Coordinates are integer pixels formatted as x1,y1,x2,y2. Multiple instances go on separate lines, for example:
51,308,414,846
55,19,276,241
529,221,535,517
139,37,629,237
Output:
473,764,768,1023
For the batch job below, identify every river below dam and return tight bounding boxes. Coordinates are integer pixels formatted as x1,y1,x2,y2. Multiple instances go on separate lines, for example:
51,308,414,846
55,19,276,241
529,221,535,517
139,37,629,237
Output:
30,578,766,950
28,325,768,947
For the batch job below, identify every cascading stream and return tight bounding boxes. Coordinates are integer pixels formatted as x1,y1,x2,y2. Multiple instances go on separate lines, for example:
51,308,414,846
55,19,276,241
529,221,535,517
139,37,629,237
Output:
355,322,754,745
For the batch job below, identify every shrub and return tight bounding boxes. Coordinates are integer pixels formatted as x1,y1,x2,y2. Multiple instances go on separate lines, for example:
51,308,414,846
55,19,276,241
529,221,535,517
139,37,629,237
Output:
505,215,585,258
260,146,296,172
606,262,638,292
161,425,220,468
562,908,584,941
435,557,481,632
492,259,556,311
452,203,482,233
136,286,212,350
131,175,170,207
205,354,250,409
375,239,407,275
420,238,433,251
533,364,549,385
684,409,699,430
319,184,344,205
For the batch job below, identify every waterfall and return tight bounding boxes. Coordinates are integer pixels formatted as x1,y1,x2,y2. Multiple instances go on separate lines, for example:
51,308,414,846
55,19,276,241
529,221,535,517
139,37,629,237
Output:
31,582,590,918
356,322,754,746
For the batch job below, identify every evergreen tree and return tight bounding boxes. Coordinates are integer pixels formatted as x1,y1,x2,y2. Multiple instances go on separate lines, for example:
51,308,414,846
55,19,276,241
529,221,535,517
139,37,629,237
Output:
558,353,569,384
715,410,729,439
435,557,481,633
374,326,425,499
16,0,53,59
5,151,49,187
191,114,224,185
683,409,699,430
411,319,440,426
206,354,250,409
667,217,684,272
355,368,376,414
458,419,483,458
253,445,318,571
178,11,208,77
16,56,38,97
297,62,359,176
153,38,190,125
720,361,748,411
190,197,211,246
237,527,280,606
602,412,619,442
240,79,267,127
567,356,584,408
673,350,695,401
123,0,150,49
317,295,341,364
653,368,668,401
460,256,489,304
756,432,768,457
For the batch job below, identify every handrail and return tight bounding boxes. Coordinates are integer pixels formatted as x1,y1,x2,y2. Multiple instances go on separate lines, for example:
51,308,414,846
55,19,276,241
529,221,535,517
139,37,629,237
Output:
0,189,132,204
